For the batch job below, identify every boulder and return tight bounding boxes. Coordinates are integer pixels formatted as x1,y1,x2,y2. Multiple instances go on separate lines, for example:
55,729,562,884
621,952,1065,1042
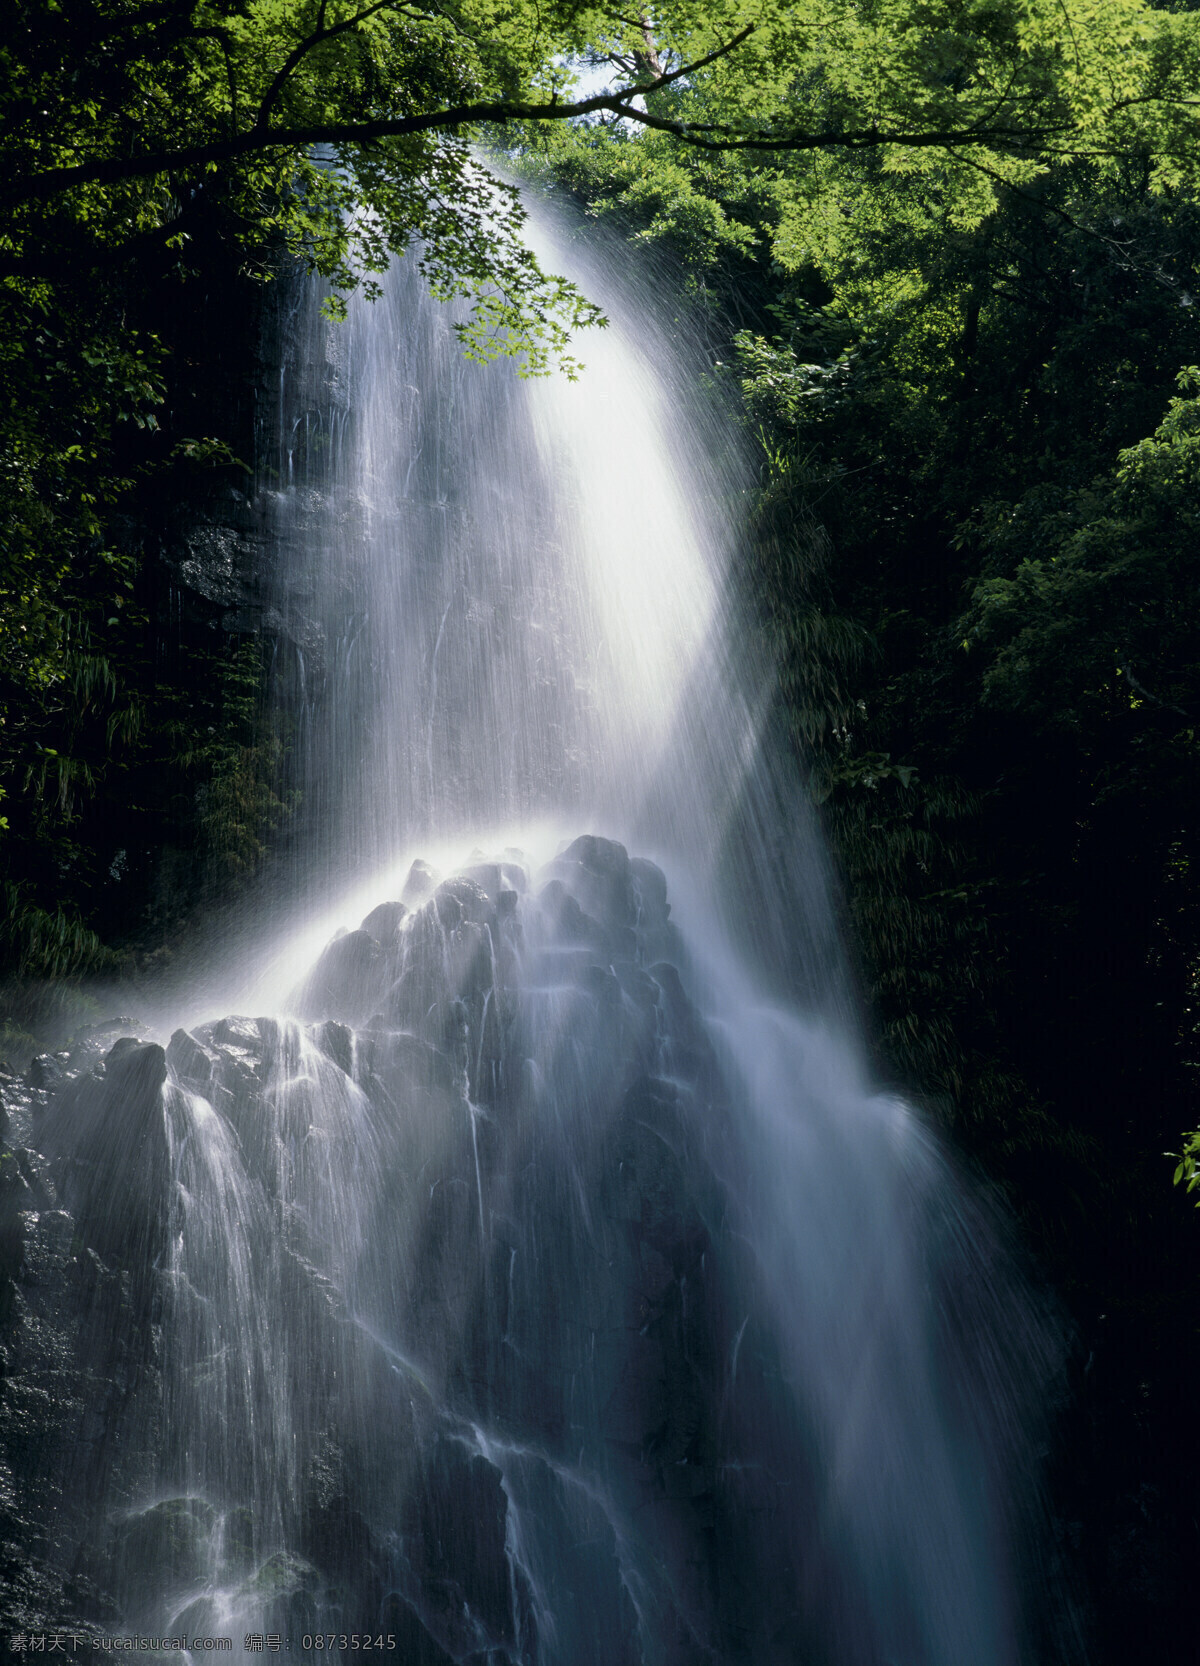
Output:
28,1054,64,1090
433,876,491,928
401,859,439,907
111,1497,217,1610
297,928,384,1023
543,834,636,930
238,1550,320,1634
360,900,408,943
42,1040,170,1279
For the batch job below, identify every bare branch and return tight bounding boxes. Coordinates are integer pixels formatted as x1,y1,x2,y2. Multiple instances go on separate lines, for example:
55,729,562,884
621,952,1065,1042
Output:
1119,663,1192,720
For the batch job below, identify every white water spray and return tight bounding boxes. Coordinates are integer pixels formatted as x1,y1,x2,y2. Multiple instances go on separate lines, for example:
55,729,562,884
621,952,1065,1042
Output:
62,197,1072,1663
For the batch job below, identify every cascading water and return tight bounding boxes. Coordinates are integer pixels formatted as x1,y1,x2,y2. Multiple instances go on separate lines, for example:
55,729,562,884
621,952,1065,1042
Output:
7,198,1078,1663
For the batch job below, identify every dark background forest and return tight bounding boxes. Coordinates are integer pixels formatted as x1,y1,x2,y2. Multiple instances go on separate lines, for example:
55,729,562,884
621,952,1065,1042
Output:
2,1,1198,1659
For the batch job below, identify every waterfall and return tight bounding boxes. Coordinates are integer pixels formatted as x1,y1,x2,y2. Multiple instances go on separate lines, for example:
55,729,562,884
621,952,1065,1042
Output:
23,199,1075,1662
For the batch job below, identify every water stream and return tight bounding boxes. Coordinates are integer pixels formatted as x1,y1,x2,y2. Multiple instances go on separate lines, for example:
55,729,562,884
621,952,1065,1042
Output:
33,201,1073,1662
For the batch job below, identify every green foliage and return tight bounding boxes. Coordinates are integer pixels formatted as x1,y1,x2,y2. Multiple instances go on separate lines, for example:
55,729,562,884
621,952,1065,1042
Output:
1172,1129,1200,1205
963,367,1200,744
166,640,298,887
7,0,1200,361
0,879,113,981
1,0,622,371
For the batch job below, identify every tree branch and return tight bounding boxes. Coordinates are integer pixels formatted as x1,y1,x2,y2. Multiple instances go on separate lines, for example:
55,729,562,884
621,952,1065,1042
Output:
14,18,1181,211
2,25,755,207
1119,663,1192,721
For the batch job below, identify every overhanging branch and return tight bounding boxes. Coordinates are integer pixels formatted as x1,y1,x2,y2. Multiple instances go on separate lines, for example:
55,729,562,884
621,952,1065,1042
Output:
0,25,752,206
5,17,1191,213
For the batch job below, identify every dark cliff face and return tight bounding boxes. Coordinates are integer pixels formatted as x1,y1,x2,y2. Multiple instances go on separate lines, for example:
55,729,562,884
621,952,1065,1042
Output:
0,1033,166,1641
0,837,1063,1664
0,841,796,1658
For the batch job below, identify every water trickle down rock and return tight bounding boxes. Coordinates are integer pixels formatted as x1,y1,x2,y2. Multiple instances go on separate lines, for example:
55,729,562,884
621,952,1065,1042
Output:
0,839,1028,1663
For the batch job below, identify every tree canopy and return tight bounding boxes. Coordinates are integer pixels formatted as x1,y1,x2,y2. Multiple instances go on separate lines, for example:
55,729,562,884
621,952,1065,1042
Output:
4,0,1200,354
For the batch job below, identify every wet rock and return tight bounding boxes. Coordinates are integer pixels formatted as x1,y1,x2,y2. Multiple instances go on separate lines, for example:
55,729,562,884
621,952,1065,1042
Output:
462,859,527,901
15,1145,55,1207
630,857,670,928
28,1054,64,1090
103,1034,140,1068
0,1147,32,1314
614,960,662,1011
443,998,471,1085
42,1041,170,1278
313,1018,354,1077
650,962,721,1094
361,900,408,942
218,1506,257,1580
460,862,503,901
401,1439,514,1655
65,1018,150,1075
238,1550,320,1633
523,943,603,986
378,1593,457,1665
298,928,384,1024
446,918,494,1004
434,875,491,928
207,1014,263,1053
189,1016,261,1105
402,859,439,907
614,1078,710,1263
0,836,835,1660
536,879,608,949
387,911,450,1033
302,1491,374,1581
361,1028,454,1093
112,1498,217,1609
578,962,624,1016
166,1026,220,1095
544,834,636,930
173,1596,220,1635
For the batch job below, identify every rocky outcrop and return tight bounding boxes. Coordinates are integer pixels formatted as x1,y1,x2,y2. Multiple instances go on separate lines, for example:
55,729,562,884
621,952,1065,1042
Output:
0,840,845,1660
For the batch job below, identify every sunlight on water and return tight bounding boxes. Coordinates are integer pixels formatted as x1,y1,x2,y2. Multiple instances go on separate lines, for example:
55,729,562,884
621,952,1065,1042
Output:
527,311,719,772
52,192,1075,1664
